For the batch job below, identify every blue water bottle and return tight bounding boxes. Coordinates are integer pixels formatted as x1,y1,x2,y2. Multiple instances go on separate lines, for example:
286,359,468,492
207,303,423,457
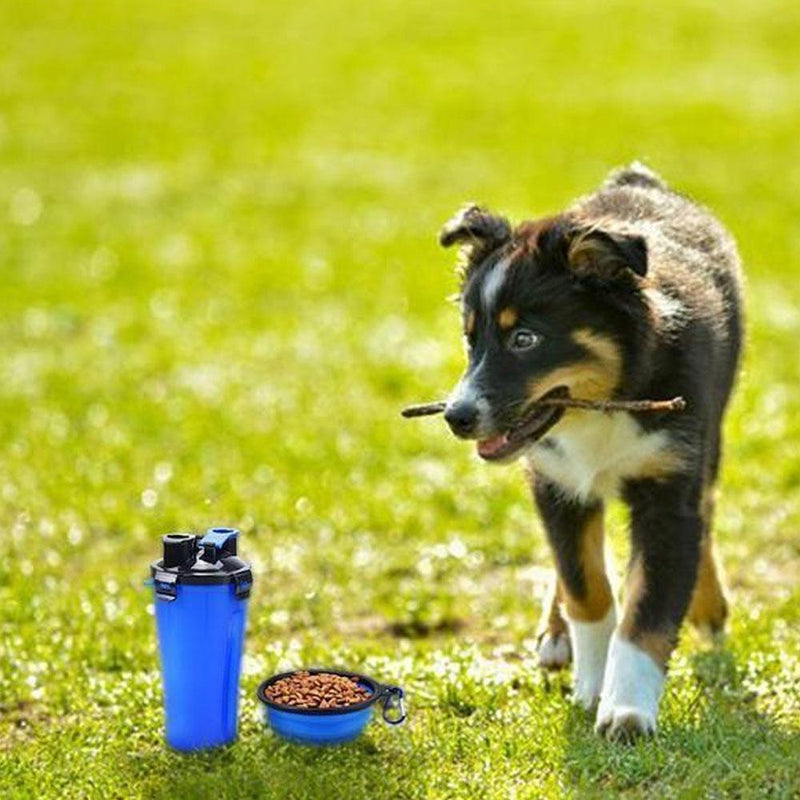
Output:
150,527,252,751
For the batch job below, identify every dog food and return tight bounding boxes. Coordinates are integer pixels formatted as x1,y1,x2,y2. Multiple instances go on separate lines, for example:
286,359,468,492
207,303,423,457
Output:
264,671,372,709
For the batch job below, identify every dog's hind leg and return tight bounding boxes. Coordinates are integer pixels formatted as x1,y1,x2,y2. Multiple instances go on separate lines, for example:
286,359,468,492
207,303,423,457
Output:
536,576,572,670
687,484,728,636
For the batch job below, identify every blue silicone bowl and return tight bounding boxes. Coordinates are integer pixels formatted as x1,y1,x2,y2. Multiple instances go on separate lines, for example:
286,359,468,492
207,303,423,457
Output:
257,668,405,745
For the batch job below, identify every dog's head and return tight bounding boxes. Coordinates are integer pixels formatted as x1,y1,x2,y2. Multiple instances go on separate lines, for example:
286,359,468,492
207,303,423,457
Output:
440,204,648,462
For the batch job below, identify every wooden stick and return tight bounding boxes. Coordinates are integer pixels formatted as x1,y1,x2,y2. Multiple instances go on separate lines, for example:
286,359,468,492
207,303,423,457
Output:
538,395,686,413
401,396,686,418
401,402,447,418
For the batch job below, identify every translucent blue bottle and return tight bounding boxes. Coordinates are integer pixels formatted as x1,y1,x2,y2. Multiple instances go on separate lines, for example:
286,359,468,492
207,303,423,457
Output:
150,528,252,751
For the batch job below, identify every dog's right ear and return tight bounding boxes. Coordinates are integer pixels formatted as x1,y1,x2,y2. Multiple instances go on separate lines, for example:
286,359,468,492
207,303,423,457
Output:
439,204,512,268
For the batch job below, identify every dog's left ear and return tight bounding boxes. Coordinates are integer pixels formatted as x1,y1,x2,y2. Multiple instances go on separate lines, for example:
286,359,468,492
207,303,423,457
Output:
567,227,648,280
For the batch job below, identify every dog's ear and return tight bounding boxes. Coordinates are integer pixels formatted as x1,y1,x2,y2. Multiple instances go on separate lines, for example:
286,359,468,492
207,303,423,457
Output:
439,204,512,268
566,227,648,280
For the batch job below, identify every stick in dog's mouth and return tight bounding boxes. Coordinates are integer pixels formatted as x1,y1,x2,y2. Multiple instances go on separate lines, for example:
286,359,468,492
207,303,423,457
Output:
400,392,687,419
401,389,686,461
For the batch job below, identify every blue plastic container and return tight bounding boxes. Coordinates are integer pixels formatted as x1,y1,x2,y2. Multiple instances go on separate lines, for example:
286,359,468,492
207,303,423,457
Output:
151,528,252,751
257,669,405,745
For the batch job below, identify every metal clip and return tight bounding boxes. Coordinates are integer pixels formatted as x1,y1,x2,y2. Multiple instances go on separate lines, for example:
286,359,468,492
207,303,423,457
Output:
154,570,178,602
381,685,406,725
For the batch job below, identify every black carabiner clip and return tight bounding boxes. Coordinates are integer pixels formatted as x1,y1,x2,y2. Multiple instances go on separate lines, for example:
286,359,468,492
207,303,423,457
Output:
381,685,406,725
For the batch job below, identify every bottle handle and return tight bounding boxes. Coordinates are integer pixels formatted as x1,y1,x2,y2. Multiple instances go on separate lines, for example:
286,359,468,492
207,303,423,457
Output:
198,527,240,562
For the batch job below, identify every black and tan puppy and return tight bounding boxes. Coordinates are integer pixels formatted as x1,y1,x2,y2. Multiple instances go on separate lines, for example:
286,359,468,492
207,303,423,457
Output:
440,163,742,738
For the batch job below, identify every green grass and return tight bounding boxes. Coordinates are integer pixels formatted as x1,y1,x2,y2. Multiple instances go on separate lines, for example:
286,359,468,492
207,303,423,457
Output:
2,0,800,797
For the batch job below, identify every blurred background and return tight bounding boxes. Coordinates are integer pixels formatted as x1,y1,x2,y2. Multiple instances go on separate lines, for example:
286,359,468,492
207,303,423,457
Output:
2,0,799,796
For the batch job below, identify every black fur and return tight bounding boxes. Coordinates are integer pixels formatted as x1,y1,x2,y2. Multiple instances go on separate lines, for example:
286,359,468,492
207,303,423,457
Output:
534,480,602,605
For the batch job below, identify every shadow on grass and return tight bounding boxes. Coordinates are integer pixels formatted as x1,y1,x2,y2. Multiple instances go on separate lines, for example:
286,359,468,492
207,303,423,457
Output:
130,724,425,800
559,645,800,796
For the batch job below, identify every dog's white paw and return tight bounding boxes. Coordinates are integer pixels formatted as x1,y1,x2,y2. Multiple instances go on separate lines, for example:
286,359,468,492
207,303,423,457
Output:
595,633,664,740
537,630,571,670
569,607,616,710
595,704,656,740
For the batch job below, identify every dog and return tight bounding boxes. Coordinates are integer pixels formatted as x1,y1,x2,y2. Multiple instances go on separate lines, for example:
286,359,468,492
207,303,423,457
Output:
439,163,743,739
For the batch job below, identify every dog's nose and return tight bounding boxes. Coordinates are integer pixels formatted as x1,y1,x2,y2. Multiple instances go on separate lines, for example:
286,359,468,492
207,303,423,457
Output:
444,401,479,436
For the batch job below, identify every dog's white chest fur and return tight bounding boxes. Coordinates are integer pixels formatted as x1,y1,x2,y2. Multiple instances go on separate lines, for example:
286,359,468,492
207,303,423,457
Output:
525,411,672,500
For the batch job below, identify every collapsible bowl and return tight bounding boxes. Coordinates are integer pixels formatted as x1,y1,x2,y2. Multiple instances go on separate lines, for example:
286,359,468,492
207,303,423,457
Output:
257,668,406,745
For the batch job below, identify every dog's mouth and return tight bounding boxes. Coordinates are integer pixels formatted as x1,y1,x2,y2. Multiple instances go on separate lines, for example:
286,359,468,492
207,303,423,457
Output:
476,386,570,462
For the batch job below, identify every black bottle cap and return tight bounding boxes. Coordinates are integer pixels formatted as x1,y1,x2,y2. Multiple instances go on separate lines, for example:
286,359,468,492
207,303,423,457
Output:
162,533,197,568
150,527,252,598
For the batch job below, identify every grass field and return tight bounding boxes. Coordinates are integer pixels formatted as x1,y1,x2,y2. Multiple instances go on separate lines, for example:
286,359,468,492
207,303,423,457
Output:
2,0,800,797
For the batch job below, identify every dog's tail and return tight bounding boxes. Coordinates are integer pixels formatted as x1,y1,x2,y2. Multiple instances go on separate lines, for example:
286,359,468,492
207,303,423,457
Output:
604,161,666,191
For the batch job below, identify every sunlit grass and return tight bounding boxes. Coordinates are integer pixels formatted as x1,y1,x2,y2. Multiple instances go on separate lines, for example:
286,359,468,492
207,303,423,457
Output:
1,0,799,797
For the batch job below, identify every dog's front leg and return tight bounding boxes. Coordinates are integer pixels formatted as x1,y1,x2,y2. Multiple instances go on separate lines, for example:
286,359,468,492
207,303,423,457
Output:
596,479,702,739
533,477,615,710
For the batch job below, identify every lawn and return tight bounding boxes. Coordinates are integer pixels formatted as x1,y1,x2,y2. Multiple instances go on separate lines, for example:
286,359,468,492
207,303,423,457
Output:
1,0,800,797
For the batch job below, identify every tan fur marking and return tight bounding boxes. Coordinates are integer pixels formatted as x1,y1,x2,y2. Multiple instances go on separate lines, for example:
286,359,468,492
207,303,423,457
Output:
539,576,569,641
568,229,608,272
562,511,613,622
526,328,622,403
572,329,623,374
687,534,728,632
699,483,716,527
526,364,615,405
630,632,673,668
619,557,674,668
498,307,518,330
620,555,646,634
464,310,475,337
567,226,634,277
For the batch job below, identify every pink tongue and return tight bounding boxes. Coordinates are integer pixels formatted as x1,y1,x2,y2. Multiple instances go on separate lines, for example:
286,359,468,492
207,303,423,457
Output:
477,434,507,458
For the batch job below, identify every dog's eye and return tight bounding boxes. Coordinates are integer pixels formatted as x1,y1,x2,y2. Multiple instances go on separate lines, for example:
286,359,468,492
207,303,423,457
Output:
508,329,540,352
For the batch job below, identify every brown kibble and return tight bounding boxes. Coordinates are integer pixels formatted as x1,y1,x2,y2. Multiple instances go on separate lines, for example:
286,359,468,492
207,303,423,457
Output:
265,671,373,710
